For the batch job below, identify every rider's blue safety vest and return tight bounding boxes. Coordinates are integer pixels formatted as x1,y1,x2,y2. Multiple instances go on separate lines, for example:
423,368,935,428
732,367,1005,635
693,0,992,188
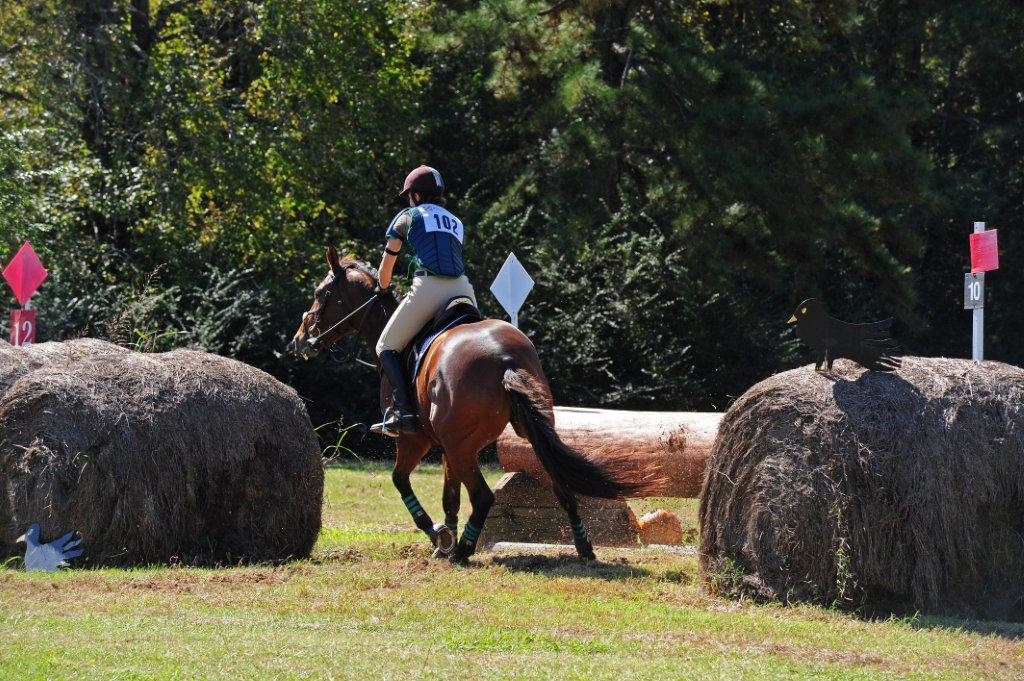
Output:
386,203,465,277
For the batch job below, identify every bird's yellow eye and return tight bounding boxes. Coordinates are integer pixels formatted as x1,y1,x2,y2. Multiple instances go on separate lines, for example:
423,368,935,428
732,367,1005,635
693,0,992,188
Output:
801,307,807,314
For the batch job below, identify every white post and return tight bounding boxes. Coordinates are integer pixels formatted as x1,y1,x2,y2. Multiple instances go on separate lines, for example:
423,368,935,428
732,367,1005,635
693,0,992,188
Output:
510,311,519,328
973,221,985,362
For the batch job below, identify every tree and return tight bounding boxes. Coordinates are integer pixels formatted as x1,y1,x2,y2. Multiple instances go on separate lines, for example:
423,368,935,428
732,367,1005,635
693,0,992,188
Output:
422,0,933,405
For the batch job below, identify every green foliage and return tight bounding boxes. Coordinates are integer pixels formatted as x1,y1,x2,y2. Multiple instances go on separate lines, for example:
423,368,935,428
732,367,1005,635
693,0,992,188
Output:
36,260,274,357
477,202,707,407
2,0,1023,454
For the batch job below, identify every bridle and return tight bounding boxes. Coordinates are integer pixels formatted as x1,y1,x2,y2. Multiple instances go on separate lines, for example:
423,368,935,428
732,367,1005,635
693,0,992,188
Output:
302,266,384,359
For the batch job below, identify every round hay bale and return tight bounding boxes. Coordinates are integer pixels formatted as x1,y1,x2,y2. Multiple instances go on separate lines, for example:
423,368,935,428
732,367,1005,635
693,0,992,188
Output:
0,340,323,566
699,357,1024,620
0,338,129,395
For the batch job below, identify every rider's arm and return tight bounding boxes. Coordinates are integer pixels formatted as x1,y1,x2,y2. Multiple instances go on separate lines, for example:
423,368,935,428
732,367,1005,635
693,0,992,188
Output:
378,211,411,289
377,237,403,288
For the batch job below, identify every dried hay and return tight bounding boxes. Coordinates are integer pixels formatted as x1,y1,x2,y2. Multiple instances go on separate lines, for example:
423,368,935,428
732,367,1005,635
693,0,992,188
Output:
0,339,323,566
699,357,1024,620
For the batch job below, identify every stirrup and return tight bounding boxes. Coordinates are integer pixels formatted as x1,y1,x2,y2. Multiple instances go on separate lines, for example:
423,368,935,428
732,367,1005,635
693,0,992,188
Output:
371,407,396,437
371,407,418,438
370,421,394,438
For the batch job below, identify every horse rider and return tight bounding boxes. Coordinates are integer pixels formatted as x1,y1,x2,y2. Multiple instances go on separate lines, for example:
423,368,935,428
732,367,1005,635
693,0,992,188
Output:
372,165,477,437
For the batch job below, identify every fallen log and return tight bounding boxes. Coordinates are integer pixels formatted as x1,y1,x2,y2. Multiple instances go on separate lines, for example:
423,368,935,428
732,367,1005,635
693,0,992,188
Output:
497,407,722,498
478,472,640,547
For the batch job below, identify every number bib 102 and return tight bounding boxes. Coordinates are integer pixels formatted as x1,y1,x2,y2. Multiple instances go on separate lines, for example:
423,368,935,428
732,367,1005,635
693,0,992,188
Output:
420,205,465,244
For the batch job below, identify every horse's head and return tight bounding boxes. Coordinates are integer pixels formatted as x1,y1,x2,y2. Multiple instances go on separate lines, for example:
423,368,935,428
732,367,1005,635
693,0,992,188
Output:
288,246,379,360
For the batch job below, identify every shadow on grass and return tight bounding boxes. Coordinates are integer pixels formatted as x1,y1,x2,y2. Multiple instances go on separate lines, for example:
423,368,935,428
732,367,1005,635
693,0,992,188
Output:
902,615,1024,640
854,594,1024,640
487,553,650,580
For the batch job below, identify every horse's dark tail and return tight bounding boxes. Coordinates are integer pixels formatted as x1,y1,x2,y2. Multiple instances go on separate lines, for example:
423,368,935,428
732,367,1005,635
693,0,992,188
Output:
502,368,657,500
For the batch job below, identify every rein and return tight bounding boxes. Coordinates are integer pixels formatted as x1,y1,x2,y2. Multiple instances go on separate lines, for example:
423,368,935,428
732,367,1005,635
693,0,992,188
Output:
305,266,384,358
298,260,394,368
308,292,379,351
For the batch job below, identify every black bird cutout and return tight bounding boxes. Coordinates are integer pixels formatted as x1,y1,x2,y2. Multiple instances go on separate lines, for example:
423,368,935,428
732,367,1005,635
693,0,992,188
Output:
788,298,901,372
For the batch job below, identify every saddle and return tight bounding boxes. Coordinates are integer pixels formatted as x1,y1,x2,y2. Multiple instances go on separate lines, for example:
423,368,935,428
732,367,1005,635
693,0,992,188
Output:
401,296,482,387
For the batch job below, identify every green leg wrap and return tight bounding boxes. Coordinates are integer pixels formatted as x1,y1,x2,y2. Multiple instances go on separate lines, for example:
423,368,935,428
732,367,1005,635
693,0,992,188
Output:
402,493,432,534
402,493,424,517
461,521,482,546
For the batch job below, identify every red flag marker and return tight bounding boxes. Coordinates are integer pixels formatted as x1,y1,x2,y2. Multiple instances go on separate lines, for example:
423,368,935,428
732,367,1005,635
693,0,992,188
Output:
3,242,48,307
970,229,999,273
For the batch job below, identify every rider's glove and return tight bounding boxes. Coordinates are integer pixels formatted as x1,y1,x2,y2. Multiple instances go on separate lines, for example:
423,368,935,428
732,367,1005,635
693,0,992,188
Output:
374,284,393,297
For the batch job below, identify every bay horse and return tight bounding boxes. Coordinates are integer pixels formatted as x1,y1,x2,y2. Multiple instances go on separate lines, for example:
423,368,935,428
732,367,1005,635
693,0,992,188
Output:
289,247,656,563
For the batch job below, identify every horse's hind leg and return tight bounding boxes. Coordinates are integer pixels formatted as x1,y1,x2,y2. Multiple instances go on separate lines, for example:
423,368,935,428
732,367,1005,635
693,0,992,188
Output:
441,455,461,539
428,454,460,558
392,435,453,553
552,485,596,561
448,463,494,565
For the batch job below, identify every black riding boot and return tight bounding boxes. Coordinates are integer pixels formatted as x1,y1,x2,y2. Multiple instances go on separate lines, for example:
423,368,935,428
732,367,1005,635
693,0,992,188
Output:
374,350,420,437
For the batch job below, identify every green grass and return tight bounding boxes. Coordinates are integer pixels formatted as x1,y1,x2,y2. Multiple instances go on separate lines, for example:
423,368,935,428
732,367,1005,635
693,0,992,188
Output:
1,461,1021,679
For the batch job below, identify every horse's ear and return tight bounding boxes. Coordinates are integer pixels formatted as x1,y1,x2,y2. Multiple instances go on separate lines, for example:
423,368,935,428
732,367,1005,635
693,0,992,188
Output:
326,245,342,276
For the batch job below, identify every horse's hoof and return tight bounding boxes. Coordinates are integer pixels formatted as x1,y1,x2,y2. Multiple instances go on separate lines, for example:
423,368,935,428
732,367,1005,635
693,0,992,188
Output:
448,552,470,566
430,524,456,558
575,539,596,561
449,543,474,565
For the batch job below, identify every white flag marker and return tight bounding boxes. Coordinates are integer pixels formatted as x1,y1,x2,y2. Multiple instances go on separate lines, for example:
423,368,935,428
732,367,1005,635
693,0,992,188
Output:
490,252,534,328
